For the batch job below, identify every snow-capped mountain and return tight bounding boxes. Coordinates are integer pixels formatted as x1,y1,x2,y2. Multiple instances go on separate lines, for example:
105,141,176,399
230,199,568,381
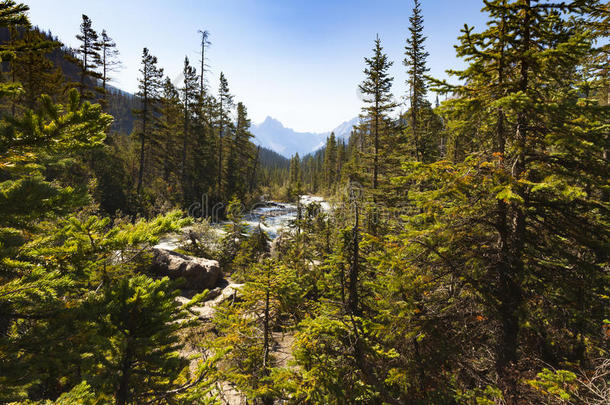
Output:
252,116,359,158
330,116,360,140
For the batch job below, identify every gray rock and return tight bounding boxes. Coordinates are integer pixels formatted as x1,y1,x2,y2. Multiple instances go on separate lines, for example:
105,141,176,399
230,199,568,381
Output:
151,248,222,290
203,287,223,301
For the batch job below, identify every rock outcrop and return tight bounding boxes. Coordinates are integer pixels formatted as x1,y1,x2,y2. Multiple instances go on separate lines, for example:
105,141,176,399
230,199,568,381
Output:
151,248,222,290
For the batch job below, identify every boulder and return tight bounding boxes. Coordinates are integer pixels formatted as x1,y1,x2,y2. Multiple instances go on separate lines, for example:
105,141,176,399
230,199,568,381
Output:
151,248,222,290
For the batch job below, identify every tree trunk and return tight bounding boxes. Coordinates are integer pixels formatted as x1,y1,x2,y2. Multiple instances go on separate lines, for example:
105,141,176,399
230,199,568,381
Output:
115,340,133,405
348,204,360,316
218,100,223,198
137,91,147,195
496,3,530,402
182,89,189,202
261,268,274,405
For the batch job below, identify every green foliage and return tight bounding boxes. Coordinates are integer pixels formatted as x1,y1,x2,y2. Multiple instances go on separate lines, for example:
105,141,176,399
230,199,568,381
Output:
358,35,397,195
86,275,190,403
526,368,578,402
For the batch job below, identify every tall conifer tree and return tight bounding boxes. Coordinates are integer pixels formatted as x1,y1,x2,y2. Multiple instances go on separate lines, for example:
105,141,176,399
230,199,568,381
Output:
323,132,337,189
135,48,163,195
358,36,396,194
404,0,431,162
417,0,610,400
217,72,233,197
99,29,120,103
75,14,101,97
179,57,198,201
197,29,210,99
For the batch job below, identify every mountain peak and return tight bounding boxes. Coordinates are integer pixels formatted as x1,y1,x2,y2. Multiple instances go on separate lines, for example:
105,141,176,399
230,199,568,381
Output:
260,116,284,129
252,116,359,158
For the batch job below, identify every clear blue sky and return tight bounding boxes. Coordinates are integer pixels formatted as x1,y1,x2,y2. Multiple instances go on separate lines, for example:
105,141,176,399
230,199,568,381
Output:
25,0,488,133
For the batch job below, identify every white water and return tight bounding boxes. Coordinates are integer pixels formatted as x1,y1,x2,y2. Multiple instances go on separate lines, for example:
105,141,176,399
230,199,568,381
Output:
154,195,328,251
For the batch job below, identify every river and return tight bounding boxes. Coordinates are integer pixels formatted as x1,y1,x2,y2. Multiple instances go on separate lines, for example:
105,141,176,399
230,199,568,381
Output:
154,195,328,251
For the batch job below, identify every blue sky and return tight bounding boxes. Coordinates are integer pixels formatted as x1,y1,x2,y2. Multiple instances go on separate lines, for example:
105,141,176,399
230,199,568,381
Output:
25,0,488,132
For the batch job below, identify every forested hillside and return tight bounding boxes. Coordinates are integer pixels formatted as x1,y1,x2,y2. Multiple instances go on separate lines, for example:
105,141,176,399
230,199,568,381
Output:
0,19,286,217
0,0,608,404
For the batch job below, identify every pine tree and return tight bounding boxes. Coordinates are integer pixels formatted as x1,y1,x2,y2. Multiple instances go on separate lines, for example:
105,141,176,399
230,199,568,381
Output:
75,14,101,98
134,47,163,195
179,56,198,202
403,0,432,162
11,28,64,110
92,276,191,405
323,132,337,190
158,77,181,185
226,102,254,199
410,0,610,401
288,153,302,200
216,72,233,198
197,29,210,98
99,29,121,104
358,36,397,194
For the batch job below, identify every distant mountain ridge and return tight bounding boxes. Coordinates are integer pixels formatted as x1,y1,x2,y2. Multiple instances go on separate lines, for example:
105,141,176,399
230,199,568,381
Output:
251,116,359,158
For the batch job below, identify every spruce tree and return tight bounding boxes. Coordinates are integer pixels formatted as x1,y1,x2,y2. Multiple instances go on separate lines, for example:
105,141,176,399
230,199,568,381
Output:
403,0,432,162
11,28,64,110
197,29,210,98
179,56,198,202
99,29,121,103
134,47,163,195
323,132,337,190
358,36,397,194
288,153,302,200
336,138,346,184
92,276,191,405
0,88,112,401
159,77,181,184
75,14,101,97
410,0,610,401
226,102,254,199
216,72,233,198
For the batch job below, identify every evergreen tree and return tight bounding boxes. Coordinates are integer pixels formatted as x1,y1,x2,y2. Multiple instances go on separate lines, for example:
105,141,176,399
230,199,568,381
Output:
323,132,337,190
216,72,233,198
358,36,397,195
11,28,64,110
75,14,101,97
198,29,210,98
226,101,254,199
99,29,121,104
288,153,302,200
134,47,163,195
179,56,198,202
158,77,181,185
0,88,112,401
336,138,346,185
91,276,192,404
403,0,433,162
413,0,610,401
